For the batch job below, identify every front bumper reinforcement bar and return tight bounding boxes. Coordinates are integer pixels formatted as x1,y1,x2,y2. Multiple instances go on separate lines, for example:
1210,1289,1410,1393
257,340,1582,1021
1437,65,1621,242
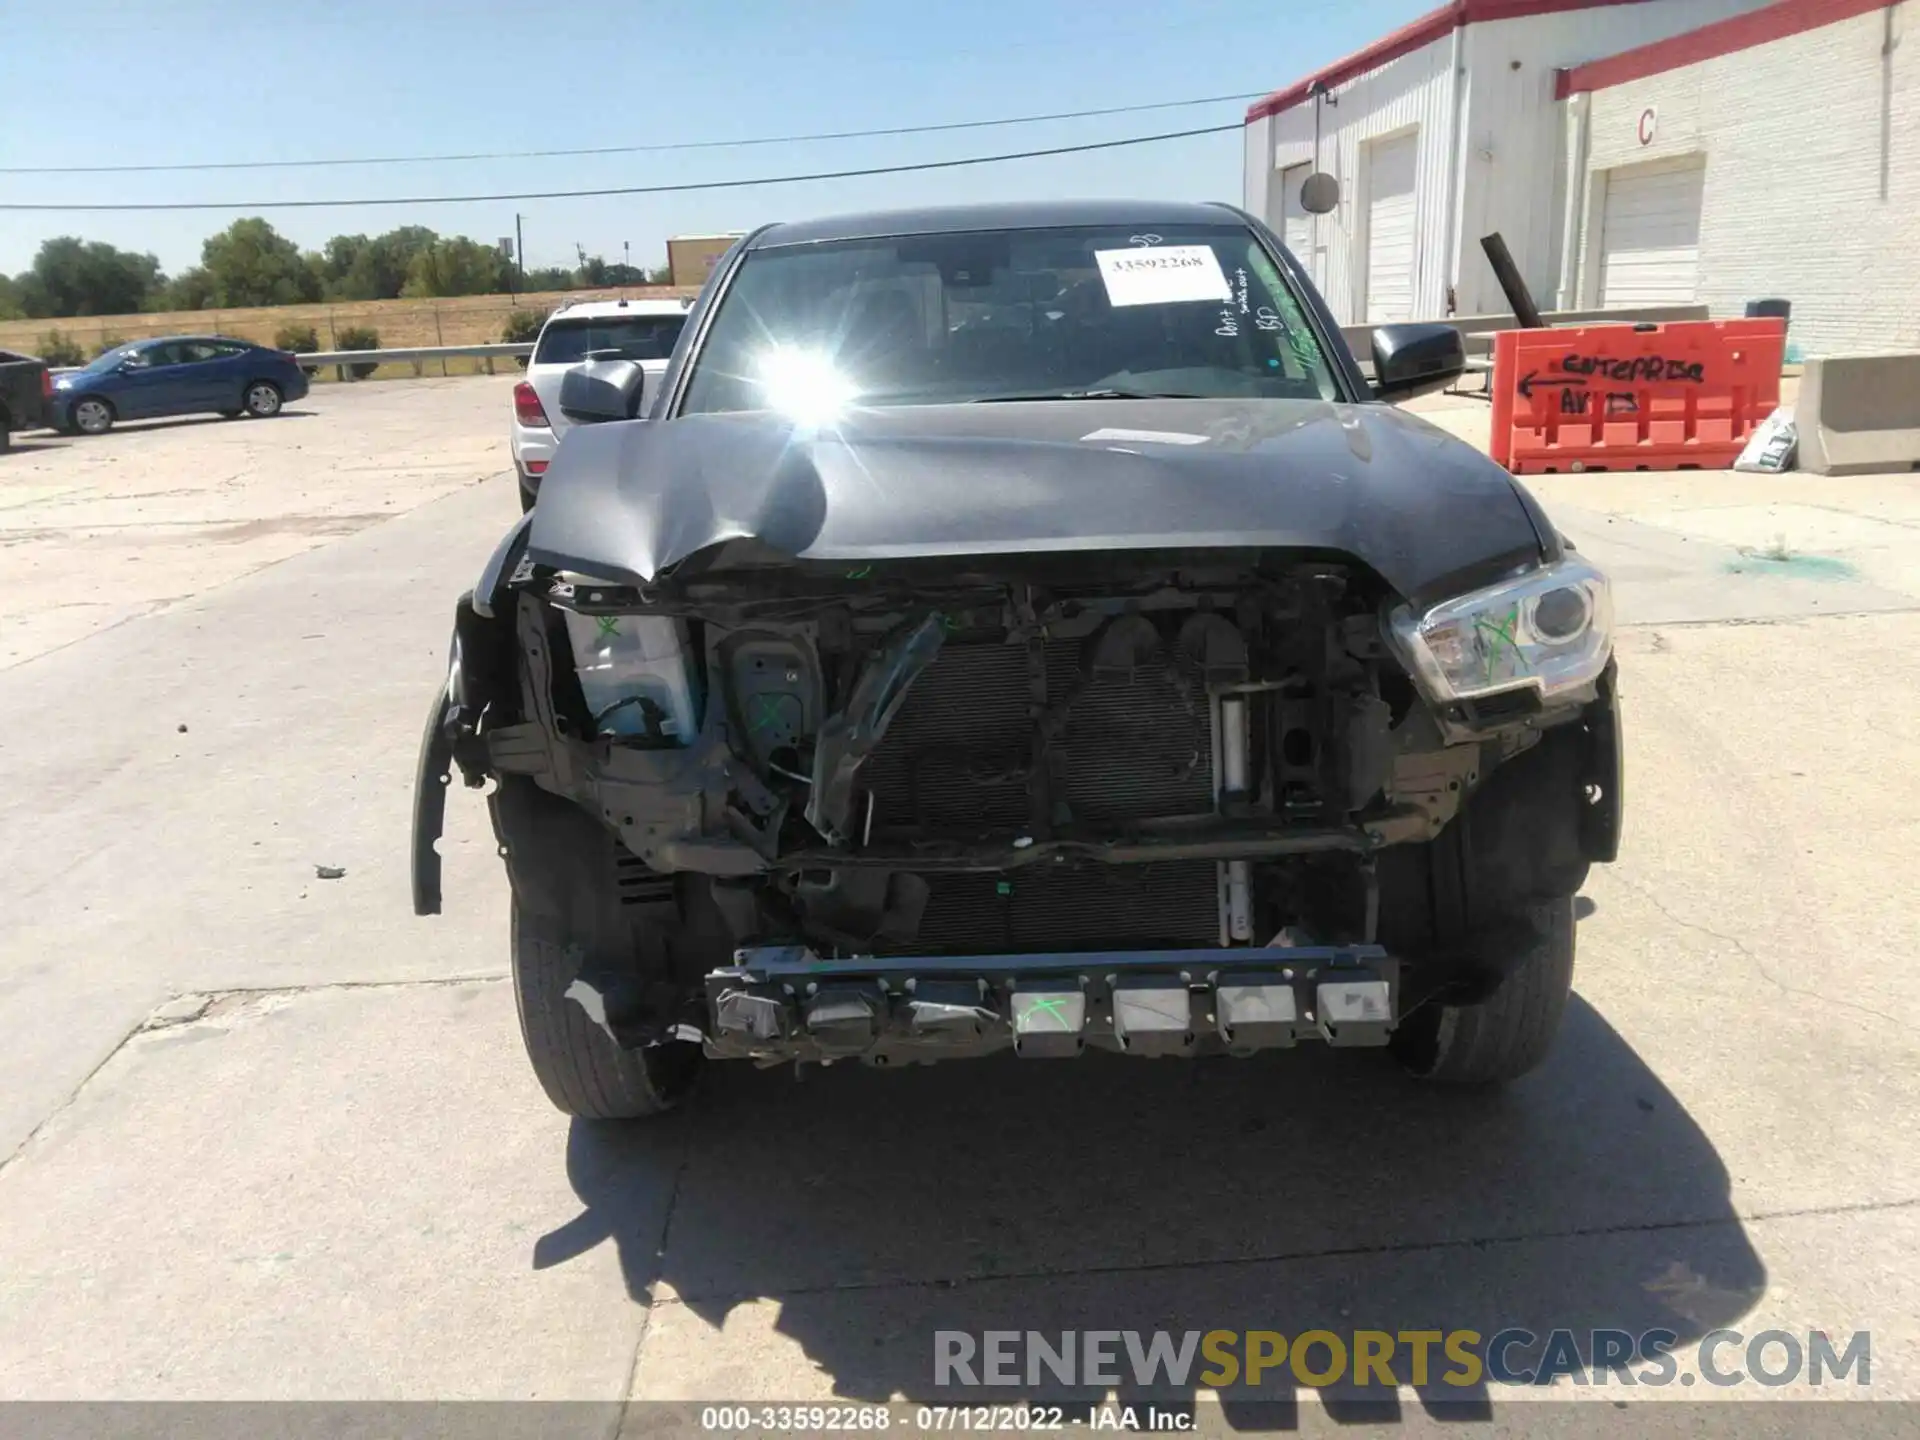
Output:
702,944,1397,1063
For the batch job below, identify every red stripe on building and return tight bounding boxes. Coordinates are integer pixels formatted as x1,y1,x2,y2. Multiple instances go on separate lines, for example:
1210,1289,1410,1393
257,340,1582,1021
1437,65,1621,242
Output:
1245,0,1658,120
1557,0,1894,97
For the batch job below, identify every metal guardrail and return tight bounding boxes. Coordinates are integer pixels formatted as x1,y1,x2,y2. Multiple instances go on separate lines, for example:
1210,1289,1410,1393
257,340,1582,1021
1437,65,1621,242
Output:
298,341,533,378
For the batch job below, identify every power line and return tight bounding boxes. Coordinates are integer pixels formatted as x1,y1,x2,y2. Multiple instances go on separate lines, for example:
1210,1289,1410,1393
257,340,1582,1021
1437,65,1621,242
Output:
0,92,1267,176
0,122,1246,214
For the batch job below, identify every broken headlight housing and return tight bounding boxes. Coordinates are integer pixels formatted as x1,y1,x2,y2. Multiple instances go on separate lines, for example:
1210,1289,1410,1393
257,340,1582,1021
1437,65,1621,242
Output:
1387,554,1613,704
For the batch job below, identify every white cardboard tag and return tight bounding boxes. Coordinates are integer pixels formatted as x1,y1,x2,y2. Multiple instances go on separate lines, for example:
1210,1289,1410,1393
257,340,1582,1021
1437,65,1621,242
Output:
1094,245,1231,308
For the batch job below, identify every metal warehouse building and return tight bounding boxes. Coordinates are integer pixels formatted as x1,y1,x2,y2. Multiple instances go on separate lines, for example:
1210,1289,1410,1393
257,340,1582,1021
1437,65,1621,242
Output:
1243,0,1917,356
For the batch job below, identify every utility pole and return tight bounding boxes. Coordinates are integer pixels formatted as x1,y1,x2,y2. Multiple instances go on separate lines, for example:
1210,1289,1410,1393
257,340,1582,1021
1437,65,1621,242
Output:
623,240,631,295
515,212,525,291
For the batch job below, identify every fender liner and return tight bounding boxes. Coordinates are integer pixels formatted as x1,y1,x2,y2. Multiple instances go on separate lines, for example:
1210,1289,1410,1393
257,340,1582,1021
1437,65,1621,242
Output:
1579,662,1623,864
411,687,455,916
412,590,521,916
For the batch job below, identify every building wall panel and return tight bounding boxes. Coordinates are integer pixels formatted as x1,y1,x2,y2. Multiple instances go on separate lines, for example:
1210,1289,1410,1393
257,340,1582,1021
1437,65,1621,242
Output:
1245,0,1773,325
1574,5,1917,355
1265,35,1459,324
1459,0,1765,313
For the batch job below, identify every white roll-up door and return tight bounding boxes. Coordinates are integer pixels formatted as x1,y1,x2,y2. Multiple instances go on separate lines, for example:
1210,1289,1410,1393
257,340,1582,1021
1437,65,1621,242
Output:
1599,157,1705,307
1364,131,1418,323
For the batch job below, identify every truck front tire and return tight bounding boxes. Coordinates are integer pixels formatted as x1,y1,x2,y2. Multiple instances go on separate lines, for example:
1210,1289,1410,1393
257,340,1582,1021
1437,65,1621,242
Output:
497,776,701,1120
511,900,699,1119
1392,896,1575,1085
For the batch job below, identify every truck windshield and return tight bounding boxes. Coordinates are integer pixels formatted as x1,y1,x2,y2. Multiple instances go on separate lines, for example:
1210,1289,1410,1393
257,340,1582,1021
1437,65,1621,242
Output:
679,224,1343,416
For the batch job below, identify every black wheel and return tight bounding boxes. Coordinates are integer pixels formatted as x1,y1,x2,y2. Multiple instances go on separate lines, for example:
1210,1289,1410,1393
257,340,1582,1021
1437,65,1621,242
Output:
1379,723,1593,1087
1392,896,1575,1085
0,421,11,455
70,396,115,435
242,380,283,418
218,409,243,420
512,901,700,1119
497,777,702,1119
518,480,537,513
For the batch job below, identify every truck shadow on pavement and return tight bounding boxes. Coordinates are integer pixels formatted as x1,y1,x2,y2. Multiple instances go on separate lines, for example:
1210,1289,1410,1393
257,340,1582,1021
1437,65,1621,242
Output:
537,992,1762,1425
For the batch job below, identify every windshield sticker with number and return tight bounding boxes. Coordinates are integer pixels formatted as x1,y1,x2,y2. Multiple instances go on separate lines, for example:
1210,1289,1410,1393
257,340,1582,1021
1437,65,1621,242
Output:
1093,245,1231,308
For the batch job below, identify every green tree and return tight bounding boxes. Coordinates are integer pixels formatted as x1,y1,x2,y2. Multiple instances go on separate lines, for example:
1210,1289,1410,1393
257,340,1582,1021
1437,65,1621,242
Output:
310,226,439,301
159,267,215,312
13,237,164,318
400,236,508,298
521,265,576,292
500,308,551,344
574,252,611,288
334,325,381,380
307,232,369,299
199,218,322,307
37,330,86,366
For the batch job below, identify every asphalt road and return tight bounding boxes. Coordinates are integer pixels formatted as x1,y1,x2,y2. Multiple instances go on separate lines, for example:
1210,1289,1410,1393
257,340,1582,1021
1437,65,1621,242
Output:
1,380,1917,1430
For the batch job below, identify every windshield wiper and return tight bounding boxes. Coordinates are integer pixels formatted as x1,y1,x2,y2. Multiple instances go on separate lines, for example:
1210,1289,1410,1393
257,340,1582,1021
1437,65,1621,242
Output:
968,388,1207,403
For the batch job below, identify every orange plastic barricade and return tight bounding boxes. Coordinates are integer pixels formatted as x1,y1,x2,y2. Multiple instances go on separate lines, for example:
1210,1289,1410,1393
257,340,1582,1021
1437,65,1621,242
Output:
1489,319,1786,474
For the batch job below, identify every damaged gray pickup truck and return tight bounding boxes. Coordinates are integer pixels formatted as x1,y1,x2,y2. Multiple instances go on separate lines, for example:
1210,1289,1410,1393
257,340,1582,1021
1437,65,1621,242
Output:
413,200,1622,1118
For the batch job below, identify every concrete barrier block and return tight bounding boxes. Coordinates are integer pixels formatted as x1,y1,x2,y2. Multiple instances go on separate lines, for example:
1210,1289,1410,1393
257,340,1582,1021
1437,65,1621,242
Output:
1797,353,1920,476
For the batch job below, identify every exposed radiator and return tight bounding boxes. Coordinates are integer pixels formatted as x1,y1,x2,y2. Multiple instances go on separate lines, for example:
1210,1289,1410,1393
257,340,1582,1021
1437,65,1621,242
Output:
861,635,1216,837
883,860,1223,956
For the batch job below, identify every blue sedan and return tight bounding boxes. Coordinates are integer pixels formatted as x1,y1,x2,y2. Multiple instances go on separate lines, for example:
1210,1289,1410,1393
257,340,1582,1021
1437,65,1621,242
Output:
51,335,310,436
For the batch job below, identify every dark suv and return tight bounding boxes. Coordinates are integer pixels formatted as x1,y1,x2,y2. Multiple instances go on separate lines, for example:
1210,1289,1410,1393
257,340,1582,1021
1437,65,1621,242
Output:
0,349,52,453
413,200,1622,1118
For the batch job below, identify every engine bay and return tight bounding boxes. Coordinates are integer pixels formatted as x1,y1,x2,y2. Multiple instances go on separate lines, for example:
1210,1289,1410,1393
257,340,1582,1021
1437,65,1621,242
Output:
469,548,1554,964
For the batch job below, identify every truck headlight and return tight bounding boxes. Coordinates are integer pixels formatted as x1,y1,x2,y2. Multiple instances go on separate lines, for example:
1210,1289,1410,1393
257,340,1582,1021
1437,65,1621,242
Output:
1387,554,1613,704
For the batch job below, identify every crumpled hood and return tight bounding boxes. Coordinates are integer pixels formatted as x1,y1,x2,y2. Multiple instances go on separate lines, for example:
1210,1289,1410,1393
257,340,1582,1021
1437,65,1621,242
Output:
527,398,1548,605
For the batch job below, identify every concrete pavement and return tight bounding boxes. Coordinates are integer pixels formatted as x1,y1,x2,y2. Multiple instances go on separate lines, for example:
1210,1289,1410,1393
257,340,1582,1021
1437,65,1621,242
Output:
0,376,517,668
2,378,1918,1425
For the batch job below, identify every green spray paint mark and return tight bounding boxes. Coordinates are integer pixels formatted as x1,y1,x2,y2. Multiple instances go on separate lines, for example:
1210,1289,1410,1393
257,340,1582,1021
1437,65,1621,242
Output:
746,694,789,734
995,880,1013,896
1474,606,1526,681
595,615,621,641
1022,995,1074,1030
845,565,872,580
1726,547,1856,582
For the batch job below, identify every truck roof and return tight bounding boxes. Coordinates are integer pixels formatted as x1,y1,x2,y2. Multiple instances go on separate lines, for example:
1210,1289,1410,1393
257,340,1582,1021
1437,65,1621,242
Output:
750,199,1244,250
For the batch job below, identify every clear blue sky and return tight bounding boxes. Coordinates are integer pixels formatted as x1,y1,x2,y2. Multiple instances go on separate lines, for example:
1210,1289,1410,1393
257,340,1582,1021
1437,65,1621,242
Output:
0,0,1427,278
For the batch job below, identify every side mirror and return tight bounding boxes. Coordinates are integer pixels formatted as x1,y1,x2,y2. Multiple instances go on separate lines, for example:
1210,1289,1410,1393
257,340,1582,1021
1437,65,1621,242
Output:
558,357,647,423
1370,323,1466,402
